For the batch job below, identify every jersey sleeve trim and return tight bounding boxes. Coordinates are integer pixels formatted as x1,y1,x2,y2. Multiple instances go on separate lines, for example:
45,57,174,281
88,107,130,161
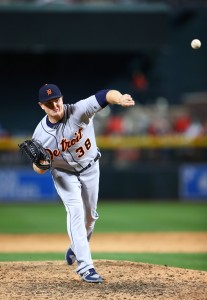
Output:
95,89,110,108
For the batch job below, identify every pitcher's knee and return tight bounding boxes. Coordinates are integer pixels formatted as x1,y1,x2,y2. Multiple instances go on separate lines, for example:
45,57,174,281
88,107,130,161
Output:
85,210,99,227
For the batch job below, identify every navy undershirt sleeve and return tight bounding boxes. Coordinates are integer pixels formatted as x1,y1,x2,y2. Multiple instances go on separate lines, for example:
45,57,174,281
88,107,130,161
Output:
95,89,110,108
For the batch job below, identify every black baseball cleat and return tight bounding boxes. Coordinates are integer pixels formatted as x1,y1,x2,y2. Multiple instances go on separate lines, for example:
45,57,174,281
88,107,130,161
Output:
80,268,103,283
65,248,76,265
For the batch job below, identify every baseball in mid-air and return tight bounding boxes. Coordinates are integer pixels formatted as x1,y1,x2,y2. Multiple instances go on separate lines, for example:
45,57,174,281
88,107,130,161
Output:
191,39,201,49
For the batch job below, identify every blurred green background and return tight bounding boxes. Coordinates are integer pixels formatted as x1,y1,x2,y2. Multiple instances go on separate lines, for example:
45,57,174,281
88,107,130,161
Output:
0,202,207,233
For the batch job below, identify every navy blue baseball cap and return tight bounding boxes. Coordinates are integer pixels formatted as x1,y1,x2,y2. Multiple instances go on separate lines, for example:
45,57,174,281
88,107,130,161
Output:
38,84,63,102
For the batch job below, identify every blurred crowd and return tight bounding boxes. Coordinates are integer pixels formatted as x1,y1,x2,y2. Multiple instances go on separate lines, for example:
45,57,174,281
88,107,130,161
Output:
94,100,207,139
1,101,207,139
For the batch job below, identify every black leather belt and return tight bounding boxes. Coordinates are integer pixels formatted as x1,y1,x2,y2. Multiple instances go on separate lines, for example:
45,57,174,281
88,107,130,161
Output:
70,152,101,176
78,152,101,175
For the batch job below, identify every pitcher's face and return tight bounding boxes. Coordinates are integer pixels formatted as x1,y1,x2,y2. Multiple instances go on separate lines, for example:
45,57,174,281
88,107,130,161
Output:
39,97,64,123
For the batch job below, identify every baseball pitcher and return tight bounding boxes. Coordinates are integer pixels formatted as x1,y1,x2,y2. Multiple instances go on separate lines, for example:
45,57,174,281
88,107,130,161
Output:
19,84,135,283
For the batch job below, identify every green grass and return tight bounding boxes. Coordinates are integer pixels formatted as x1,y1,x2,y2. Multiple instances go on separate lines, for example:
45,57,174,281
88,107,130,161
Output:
0,201,207,233
0,252,206,271
96,201,207,232
0,202,66,233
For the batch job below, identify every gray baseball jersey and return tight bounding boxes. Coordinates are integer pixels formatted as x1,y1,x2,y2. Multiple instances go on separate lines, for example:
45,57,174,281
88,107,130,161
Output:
33,94,104,172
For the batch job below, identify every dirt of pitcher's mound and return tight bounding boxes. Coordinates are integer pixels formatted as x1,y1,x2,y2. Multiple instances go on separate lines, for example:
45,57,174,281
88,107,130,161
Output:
0,260,207,300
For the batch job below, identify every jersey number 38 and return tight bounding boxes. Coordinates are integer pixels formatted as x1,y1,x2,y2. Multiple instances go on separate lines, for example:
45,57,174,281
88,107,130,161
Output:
76,138,91,158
